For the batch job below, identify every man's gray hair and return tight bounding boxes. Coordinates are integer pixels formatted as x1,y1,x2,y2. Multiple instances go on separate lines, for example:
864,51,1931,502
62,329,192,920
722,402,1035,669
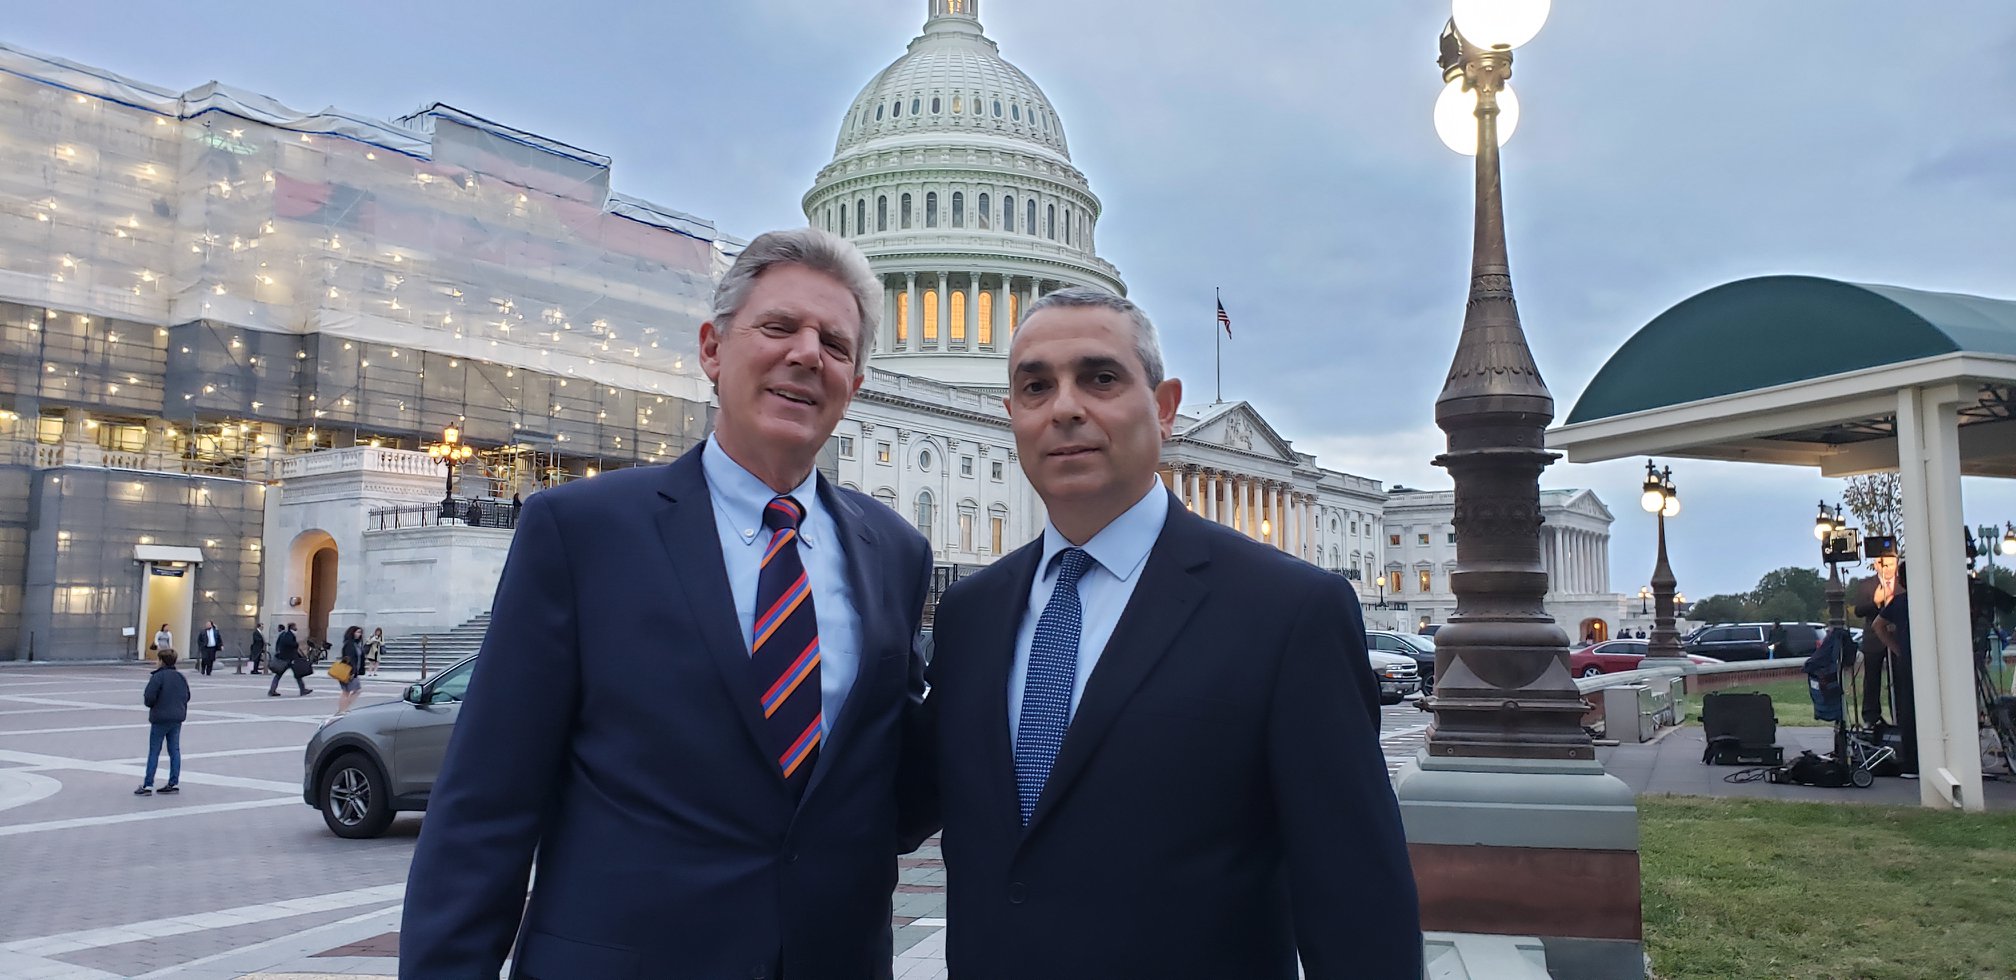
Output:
712,228,883,376
1018,286,1165,387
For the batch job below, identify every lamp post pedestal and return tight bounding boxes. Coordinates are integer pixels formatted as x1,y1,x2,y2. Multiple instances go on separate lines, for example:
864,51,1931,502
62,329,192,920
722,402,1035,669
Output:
1392,18,1643,980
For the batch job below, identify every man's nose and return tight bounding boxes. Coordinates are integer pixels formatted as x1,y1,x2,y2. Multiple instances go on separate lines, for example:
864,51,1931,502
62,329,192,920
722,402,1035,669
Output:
782,326,823,366
1049,381,1087,422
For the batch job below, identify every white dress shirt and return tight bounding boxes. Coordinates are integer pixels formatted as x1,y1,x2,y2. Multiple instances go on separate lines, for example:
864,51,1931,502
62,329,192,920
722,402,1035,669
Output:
1008,483,1170,742
702,437,863,738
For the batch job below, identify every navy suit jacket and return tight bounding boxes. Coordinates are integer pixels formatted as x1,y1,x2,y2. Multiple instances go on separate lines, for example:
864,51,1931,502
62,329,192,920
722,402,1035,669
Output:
927,498,1421,979
400,444,933,980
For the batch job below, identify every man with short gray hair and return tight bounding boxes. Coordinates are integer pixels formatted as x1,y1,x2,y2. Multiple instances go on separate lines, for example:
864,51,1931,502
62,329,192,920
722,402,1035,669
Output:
924,285,1421,977
402,228,935,980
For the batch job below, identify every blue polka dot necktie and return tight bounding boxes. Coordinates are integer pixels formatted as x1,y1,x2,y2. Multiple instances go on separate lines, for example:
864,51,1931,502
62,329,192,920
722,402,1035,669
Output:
752,495,821,797
1014,547,1094,826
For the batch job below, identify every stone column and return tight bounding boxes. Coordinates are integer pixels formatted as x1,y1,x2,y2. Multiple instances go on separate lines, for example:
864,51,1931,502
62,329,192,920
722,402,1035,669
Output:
1203,470,1218,525
997,275,1012,344
966,274,980,349
1188,467,1202,513
936,274,950,350
904,273,919,352
1269,484,1283,548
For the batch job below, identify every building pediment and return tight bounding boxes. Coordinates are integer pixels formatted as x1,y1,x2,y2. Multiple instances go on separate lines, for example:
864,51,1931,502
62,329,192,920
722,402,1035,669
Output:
1174,401,1300,464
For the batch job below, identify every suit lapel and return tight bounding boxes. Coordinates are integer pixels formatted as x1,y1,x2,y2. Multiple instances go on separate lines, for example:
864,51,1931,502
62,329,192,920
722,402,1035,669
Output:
977,541,1042,829
799,476,881,806
1024,501,1209,835
653,446,773,771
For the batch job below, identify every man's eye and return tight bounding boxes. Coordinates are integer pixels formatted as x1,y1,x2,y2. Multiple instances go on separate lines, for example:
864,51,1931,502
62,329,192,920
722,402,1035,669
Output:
1092,372,1118,385
1020,380,1049,395
761,322,792,335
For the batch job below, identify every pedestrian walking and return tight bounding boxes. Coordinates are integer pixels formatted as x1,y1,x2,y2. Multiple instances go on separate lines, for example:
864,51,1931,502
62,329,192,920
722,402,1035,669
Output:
197,620,222,675
135,649,190,795
244,623,267,674
152,623,173,656
363,627,384,676
333,625,365,714
267,623,313,697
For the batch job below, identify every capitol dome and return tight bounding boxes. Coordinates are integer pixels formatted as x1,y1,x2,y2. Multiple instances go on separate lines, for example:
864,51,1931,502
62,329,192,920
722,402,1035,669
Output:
804,0,1123,389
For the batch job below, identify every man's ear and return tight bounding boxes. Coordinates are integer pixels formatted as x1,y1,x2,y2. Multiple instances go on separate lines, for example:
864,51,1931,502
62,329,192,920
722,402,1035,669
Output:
1154,378,1183,439
699,319,725,384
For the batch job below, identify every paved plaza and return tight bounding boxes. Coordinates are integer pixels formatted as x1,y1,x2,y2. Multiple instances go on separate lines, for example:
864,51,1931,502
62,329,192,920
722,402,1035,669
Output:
0,664,1433,978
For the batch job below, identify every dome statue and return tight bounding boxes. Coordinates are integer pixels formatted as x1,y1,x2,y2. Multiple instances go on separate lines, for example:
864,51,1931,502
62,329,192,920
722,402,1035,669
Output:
804,0,1124,389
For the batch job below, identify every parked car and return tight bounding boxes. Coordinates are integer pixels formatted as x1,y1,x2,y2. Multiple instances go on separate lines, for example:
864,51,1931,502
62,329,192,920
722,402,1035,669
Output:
303,654,476,838
1417,624,1443,639
1682,622,1823,662
1568,639,1721,677
1366,648,1420,705
1367,631,1437,695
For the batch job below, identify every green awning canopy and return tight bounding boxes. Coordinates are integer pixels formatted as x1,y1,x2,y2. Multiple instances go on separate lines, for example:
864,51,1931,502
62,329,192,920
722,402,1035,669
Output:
1566,276,2016,425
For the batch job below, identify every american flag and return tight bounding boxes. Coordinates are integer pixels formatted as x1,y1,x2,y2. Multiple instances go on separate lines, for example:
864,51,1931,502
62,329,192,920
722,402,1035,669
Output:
1216,297,1232,337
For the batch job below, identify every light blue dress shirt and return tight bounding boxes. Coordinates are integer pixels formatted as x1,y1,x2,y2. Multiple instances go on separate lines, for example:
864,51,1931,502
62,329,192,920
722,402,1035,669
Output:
702,436,861,738
1008,483,1170,742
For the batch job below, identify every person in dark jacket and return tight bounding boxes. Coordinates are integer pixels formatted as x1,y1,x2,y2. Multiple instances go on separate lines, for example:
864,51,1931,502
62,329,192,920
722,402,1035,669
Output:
243,623,266,674
137,649,191,795
335,625,366,714
197,620,223,675
267,623,313,697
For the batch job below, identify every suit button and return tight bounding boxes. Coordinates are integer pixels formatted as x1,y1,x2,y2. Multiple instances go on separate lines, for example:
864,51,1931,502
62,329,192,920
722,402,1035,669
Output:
1007,882,1026,904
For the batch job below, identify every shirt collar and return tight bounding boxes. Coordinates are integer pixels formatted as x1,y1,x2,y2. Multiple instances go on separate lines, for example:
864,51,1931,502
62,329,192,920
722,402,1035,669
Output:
1036,482,1169,583
701,435,825,548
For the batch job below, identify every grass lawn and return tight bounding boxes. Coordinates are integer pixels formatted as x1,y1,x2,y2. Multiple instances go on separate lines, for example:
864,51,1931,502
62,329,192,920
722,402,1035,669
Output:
1640,796,2016,980
1693,677,1829,726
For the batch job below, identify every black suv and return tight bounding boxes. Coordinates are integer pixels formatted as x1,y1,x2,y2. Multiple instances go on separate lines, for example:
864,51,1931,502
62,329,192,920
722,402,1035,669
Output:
1682,622,1821,661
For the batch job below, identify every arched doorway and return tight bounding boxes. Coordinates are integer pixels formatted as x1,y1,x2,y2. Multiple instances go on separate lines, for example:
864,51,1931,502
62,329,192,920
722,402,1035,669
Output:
1578,618,1609,644
286,530,339,647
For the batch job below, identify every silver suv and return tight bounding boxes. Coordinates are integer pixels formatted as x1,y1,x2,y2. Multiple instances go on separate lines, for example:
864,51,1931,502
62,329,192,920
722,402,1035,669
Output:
1367,648,1420,705
302,654,476,838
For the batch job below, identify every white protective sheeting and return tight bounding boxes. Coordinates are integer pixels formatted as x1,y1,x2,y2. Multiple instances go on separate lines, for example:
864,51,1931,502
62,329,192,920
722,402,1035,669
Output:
0,39,729,403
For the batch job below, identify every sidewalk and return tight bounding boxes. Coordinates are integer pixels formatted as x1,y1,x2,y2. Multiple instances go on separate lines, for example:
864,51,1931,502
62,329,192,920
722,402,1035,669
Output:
1600,724,2016,810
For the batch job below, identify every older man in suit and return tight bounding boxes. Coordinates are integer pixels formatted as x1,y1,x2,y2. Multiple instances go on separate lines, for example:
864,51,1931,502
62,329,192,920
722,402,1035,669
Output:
926,287,1420,978
400,228,934,979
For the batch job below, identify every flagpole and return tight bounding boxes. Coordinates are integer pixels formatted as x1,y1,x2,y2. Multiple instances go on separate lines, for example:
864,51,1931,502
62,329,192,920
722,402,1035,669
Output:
1214,286,1223,403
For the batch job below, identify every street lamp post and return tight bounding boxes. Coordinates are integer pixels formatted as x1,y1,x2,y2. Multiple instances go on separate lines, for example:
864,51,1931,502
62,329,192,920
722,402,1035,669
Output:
427,425,474,520
1641,462,1686,666
1393,4,1644,977
1637,585,1651,616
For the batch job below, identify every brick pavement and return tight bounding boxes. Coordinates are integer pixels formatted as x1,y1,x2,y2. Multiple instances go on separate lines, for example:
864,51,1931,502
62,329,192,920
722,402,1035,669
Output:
1,665,1432,978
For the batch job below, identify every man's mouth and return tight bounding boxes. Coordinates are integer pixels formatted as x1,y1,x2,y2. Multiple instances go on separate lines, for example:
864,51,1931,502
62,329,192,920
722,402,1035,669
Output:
1049,445,1098,458
770,387,817,407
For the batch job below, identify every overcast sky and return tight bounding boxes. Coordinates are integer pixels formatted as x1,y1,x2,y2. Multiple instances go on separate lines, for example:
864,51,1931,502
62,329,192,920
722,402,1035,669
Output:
13,1,2016,598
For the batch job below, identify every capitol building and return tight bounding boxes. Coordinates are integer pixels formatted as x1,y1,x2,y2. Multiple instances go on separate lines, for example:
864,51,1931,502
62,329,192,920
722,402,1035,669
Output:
0,0,1621,661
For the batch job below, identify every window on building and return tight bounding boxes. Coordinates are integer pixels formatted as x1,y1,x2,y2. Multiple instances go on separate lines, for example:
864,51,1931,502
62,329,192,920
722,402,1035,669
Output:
836,435,856,459
840,205,847,235
952,94,963,113
992,99,1002,117
893,100,902,118
977,192,990,230
978,291,993,346
925,192,938,228
915,490,935,541
949,291,966,343
1012,104,1021,121
1419,569,1433,592
960,456,974,476
1388,533,1402,547
1350,521,1358,535
911,98,921,116
1447,532,1457,544
1026,200,1037,235
1418,533,1430,546
877,196,888,232
901,193,913,230
919,448,934,471
1387,570,1403,594
958,502,976,551
877,441,892,464
36,415,62,445
931,96,941,113
991,460,1004,481
1046,203,1056,239
1007,292,1018,334
990,507,1007,553
1003,195,1015,232
1063,207,1071,244
951,191,963,228
923,291,940,342
876,104,885,120
824,207,832,232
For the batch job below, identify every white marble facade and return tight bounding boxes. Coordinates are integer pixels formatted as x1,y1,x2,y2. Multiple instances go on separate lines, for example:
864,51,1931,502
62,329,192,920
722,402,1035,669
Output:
1381,487,1628,637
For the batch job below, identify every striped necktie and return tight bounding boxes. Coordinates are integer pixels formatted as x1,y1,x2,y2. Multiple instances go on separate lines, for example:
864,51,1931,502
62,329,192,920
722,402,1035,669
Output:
1014,547,1094,825
752,494,822,796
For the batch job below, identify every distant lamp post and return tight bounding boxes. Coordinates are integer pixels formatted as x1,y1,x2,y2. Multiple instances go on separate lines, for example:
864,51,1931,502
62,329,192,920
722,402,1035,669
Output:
1815,501,1856,629
1637,585,1651,615
427,424,474,517
1641,461,1684,664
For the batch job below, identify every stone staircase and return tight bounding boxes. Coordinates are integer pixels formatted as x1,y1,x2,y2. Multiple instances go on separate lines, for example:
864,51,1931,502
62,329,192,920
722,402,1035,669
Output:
376,612,490,673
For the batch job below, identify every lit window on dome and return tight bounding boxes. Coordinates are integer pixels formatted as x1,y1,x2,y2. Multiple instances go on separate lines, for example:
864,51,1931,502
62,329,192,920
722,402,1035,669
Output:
931,97,941,114
911,98,921,115
952,95,963,113
1011,104,1021,121
992,100,1002,117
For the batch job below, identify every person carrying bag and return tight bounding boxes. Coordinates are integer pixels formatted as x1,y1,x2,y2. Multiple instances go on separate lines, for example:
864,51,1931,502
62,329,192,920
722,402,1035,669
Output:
267,623,313,697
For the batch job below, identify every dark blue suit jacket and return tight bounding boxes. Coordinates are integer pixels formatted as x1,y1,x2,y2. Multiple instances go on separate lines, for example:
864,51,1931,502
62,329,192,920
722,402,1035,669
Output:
927,498,1421,979
400,444,933,980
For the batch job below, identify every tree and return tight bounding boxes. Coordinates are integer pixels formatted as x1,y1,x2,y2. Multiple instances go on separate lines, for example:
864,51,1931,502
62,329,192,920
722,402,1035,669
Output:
1687,593,1753,624
1841,474,1904,543
1748,566,1827,622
